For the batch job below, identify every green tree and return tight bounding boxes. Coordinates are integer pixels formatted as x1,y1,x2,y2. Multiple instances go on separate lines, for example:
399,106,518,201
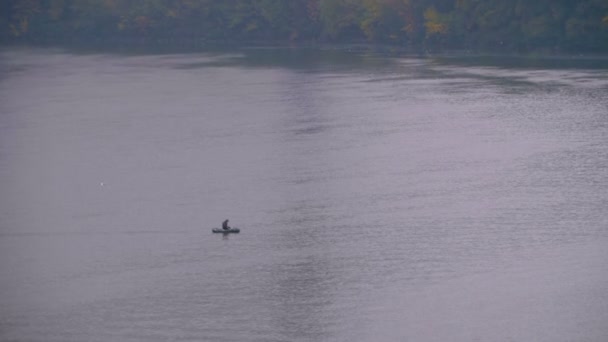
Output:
319,0,365,40
564,0,608,51
360,0,415,44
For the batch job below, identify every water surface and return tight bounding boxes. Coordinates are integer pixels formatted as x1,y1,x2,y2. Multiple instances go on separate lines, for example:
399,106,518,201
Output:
1,47,607,341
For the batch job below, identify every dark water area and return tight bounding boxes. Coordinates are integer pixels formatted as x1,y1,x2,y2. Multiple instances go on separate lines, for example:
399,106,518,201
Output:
1,46,607,341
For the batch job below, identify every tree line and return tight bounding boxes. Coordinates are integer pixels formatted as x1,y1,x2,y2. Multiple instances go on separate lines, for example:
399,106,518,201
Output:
2,0,608,53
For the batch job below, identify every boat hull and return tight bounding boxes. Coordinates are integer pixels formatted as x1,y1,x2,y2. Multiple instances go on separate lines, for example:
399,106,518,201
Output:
212,228,240,233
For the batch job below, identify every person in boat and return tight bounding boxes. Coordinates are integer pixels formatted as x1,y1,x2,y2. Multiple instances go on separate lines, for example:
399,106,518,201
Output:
222,219,231,230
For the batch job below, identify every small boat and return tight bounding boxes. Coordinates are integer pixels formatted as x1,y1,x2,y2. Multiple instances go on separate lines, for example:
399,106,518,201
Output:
212,228,240,233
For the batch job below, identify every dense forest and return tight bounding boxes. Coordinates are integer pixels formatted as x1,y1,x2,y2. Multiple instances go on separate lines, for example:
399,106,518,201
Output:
2,0,608,53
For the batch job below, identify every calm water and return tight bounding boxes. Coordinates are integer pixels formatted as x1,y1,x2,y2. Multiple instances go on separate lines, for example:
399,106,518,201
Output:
1,47,607,342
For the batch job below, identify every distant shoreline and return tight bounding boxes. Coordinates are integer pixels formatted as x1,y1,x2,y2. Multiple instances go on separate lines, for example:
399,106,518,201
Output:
3,40,608,63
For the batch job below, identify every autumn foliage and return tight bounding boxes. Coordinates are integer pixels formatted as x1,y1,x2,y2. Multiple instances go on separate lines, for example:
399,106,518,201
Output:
1,0,607,52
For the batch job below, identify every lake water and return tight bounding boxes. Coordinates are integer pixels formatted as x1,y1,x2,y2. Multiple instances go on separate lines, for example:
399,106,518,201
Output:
1,47,607,342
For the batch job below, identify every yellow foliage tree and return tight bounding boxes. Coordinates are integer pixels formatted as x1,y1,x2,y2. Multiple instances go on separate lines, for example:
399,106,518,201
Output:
424,6,447,37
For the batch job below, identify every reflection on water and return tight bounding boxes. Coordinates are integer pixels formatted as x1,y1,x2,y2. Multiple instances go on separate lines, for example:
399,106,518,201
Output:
1,47,608,342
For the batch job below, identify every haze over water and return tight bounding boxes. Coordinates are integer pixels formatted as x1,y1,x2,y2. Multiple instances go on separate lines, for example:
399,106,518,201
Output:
1,47,607,342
